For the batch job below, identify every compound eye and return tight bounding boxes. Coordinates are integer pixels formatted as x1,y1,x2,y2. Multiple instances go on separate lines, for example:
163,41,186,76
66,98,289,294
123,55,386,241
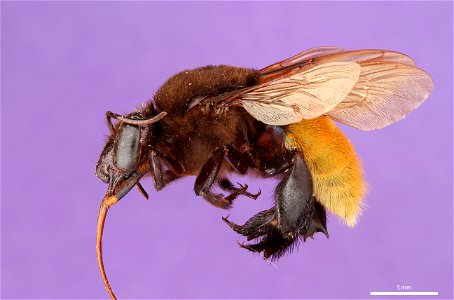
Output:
114,124,141,172
95,139,116,183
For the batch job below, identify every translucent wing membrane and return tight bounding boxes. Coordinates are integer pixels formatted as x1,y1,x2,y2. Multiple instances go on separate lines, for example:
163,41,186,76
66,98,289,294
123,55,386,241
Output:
239,48,432,129
328,61,434,130
240,62,361,125
260,46,344,74
260,48,416,73
311,49,416,66
259,48,416,84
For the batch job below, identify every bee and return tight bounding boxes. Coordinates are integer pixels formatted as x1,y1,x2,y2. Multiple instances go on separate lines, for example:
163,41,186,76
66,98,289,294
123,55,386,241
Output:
95,46,434,299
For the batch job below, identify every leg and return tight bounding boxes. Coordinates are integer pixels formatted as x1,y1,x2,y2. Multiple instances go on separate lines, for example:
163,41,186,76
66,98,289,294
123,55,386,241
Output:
260,150,298,177
219,178,261,200
150,151,181,191
223,152,328,260
194,145,256,209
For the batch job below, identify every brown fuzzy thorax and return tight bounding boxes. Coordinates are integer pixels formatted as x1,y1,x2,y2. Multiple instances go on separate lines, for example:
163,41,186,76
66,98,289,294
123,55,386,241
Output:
149,65,264,174
153,65,259,115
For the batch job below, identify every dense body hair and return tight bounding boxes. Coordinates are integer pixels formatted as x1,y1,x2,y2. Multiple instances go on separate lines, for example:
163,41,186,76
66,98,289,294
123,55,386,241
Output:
96,48,433,299
154,65,259,115
149,66,264,175
151,65,366,223
285,116,367,226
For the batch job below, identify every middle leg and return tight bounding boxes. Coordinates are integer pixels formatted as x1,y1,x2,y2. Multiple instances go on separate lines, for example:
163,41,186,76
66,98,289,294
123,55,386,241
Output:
194,144,258,209
218,178,261,200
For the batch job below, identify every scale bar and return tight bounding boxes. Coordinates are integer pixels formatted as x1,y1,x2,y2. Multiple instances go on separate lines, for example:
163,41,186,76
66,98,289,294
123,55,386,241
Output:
370,292,438,296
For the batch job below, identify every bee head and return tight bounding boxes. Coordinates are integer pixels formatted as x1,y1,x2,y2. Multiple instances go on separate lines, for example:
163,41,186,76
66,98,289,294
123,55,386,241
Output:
95,110,167,200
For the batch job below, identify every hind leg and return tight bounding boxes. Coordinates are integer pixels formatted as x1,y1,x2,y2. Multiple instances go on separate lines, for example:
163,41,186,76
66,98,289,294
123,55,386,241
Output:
223,152,328,260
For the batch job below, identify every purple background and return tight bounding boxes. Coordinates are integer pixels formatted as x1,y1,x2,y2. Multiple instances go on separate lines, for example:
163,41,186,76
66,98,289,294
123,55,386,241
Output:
1,1,453,299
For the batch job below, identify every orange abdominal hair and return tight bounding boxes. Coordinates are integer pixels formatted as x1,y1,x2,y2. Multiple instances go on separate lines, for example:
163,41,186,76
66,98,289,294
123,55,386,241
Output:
285,116,367,227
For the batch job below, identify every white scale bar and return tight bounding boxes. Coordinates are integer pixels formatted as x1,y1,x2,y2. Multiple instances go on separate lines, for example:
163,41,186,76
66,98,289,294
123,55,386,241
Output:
370,292,438,296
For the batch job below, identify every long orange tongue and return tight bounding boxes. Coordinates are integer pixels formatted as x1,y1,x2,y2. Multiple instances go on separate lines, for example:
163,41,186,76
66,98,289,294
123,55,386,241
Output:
96,195,119,300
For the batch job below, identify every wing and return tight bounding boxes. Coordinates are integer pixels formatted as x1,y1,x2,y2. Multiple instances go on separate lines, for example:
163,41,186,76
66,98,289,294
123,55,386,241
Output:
328,61,434,130
239,62,361,125
301,48,416,66
259,48,416,83
210,48,432,129
259,48,431,130
260,46,345,75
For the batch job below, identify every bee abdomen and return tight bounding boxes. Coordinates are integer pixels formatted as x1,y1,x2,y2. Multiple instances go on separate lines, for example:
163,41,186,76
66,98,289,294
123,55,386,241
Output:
285,116,367,226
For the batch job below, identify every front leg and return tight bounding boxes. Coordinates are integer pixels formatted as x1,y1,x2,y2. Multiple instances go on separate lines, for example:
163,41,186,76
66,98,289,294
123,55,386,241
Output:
150,151,181,191
224,152,328,260
194,145,256,209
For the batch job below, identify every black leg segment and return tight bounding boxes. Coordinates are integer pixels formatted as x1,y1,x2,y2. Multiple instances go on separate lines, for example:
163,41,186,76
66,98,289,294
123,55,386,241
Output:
194,145,257,209
275,152,313,234
219,178,261,200
150,151,181,191
224,151,329,260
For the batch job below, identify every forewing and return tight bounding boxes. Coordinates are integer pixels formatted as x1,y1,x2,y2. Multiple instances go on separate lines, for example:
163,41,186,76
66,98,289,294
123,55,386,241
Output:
312,49,416,66
328,61,434,130
260,46,344,74
259,49,416,84
240,62,361,125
